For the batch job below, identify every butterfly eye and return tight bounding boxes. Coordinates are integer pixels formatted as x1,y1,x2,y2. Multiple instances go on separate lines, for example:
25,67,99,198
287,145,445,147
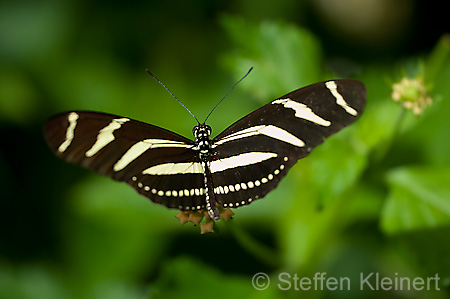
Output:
192,126,199,136
205,125,212,136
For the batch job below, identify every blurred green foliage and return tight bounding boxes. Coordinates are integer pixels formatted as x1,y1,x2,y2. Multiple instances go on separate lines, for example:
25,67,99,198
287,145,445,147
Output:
1,1,450,299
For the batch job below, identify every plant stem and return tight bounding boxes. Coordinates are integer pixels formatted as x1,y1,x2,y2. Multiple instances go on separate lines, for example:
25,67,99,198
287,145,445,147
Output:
225,220,280,268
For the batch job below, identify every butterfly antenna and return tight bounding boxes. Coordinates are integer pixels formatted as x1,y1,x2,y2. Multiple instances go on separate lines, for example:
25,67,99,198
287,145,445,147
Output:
204,67,253,123
146,69,200,124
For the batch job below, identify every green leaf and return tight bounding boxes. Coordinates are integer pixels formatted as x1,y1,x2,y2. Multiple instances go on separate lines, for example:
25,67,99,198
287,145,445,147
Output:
220,16,322,100
391,228,450,284
61,176,176,287
381,166,450,234
0,262,145,299
149,257,274,299
307,134,368,203
0,263,70,299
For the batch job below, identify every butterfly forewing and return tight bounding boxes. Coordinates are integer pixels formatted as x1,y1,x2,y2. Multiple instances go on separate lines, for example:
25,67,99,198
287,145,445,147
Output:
211,80,366,208
44,111,209,211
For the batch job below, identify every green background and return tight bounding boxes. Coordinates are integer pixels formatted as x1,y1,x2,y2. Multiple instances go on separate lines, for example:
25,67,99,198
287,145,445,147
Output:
1,0,450,298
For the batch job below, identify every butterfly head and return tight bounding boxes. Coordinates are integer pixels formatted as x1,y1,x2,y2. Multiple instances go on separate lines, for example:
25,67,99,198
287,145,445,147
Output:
192,124,212,139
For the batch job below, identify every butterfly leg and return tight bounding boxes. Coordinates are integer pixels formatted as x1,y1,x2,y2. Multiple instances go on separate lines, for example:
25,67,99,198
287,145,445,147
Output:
202,161,220,220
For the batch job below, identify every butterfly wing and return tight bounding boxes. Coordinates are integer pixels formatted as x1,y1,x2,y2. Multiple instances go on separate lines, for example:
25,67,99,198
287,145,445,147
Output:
210,80,366,208
44,111,207,211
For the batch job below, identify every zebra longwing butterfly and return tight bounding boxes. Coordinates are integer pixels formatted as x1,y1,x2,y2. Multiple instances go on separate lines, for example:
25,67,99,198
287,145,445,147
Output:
44,72,366,223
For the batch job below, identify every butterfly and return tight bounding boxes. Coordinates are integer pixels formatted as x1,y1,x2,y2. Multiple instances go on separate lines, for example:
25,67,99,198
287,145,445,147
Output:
44,69,366,227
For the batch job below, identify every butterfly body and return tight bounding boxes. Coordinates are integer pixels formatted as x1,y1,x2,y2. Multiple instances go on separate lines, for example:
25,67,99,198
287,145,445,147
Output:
192,124,220,219
44,79,366,221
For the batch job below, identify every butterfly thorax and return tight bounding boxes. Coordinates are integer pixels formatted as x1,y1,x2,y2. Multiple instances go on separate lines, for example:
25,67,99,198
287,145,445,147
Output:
192,124,221,220
193,124,213,161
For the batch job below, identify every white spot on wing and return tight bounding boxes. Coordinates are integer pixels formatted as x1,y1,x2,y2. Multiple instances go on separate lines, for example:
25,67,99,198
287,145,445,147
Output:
58,112,79,152
113,139,192,172
85,118,129,157
272,98,331,126
258,125,305,147
325,81,358,116
215,125,305,147
142,162,203,175
210,152,278,173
